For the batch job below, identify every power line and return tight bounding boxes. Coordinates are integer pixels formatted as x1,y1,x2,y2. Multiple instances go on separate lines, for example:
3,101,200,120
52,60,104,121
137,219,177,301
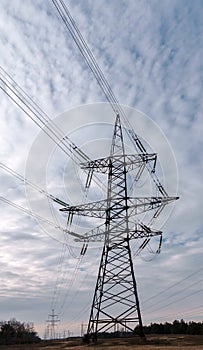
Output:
57,253,84,317
142,266,203,306
0,66,88,163
0,162,57,202
51,0,169,200
50,243,69,312
144,277,203,313
0,66,106,193
144,305,203,324
0,195,69,241
144,288,203,317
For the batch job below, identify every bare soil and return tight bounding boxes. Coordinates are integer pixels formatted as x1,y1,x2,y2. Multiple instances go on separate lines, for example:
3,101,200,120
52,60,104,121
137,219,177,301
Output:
2,334,203,350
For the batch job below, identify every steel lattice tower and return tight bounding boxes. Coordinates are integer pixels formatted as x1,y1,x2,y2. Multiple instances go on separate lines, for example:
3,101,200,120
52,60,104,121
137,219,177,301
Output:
59,113,178,340
86,114,145,338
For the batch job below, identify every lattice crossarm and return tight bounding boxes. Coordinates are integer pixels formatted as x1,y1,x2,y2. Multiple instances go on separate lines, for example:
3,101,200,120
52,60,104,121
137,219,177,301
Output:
66,220,129,243
80,157,109,173
128,224,162,240
128,195,179,216
59,195,178,220
66,223,107,243
80,153,157,173
59,198,108,218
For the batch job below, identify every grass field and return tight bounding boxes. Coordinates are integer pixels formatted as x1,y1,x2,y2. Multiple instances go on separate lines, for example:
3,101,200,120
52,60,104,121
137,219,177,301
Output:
2,335,203,350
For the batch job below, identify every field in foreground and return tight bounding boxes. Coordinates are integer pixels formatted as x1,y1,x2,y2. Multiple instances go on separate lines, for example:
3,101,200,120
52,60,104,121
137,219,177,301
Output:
2,334,203,350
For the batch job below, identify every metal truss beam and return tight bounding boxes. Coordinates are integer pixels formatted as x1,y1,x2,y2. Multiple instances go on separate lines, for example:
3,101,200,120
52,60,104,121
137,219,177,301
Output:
59,196,178,219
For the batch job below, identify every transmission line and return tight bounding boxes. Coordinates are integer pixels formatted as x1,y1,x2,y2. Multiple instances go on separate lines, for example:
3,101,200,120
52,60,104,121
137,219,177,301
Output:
0,162,57,202
57,253,84,317
0,66,88,163
145,288,203,317
0,66,106,193
51,0,169,198
49,241,86,320
142,265,203,306
0,195,68,237
144,305,203,324
144,277,203,313
50,243,69,312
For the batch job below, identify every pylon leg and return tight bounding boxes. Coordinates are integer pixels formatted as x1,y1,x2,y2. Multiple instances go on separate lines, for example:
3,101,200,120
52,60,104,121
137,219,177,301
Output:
87,238,145,339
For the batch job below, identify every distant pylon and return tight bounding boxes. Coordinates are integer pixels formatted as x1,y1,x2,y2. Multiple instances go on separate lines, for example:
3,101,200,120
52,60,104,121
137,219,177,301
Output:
46,309,60,340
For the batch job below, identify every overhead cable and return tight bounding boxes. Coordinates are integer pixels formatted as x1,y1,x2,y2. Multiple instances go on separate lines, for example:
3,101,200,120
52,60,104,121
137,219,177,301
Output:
51,0,168,197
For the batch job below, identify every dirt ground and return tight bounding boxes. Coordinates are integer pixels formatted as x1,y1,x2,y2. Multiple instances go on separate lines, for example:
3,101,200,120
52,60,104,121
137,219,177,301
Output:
2,335,203,350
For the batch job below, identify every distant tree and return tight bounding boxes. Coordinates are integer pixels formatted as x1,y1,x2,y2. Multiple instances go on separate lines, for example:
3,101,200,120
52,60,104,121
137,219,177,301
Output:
134,319,203,336
163,322,171,334
0,322,15,344
187,321,203,335
171,319,188,334
0,318,40,345
150,322,161,334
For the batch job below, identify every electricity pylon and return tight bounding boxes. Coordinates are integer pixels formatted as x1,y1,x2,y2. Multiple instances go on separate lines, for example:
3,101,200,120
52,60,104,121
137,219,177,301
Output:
46,309,60,340
59,114,178,339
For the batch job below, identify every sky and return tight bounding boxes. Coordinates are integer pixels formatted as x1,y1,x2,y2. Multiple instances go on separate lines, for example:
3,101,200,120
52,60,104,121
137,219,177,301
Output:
0,0,203,339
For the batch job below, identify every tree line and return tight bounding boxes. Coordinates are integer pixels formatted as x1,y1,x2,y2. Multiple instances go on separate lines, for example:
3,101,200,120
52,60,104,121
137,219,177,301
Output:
135,319,203,335
0,319,40,345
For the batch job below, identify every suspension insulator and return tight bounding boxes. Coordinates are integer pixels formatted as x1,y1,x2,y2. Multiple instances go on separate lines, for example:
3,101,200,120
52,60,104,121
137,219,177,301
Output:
85,170,93,188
